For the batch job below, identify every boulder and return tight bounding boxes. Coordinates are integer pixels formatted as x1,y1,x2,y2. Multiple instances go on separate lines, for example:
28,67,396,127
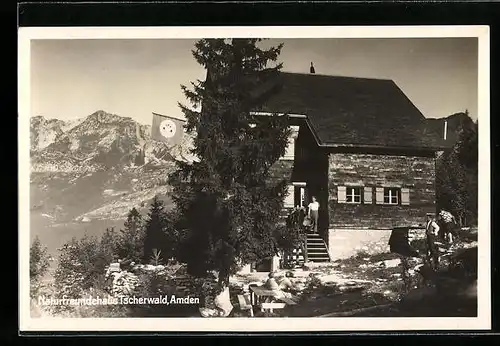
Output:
375,258,400,268
142,264,156,271
214,286,233,316
302,261,320,271
199,286,233,318
318,274,343,285
109,263,121,272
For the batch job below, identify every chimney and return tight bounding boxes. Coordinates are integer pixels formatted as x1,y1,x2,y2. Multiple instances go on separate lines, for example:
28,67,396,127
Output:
310,62,315,74
443,120,448,140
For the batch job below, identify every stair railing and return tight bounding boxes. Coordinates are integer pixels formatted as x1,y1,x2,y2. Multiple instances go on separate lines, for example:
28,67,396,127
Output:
301,229,308,263
283,208,308,267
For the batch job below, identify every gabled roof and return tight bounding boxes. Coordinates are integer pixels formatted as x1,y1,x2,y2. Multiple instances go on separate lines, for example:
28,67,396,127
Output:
257,72,448,151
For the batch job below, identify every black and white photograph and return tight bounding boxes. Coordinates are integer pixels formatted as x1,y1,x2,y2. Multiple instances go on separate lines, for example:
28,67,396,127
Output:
18,26,490,332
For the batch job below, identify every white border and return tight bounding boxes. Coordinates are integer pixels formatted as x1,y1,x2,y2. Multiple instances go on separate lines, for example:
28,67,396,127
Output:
18,26,491,332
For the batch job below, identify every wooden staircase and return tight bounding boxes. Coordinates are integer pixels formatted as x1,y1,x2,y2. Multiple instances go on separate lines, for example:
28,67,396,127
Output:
306,233,331,263
279,208,331,263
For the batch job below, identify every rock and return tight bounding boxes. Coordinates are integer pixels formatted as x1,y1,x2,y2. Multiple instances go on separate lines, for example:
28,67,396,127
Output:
382,290,399,301
294,283,306,291
375,258,400,268
199,307,222,317
109,263,121,272
214,286,233,316
302,262,315,271
105,263,121,278
338,285,364,293
413,263,424,271
318,274,343,284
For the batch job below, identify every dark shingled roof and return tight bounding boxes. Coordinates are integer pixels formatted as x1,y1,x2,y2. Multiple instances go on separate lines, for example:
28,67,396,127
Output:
257,72,448,151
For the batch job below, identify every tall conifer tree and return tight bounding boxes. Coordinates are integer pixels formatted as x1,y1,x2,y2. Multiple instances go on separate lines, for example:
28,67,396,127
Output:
169,39,290,286
143,196,170,262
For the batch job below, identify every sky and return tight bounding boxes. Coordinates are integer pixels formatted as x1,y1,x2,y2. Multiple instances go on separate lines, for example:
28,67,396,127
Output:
30,38,478,125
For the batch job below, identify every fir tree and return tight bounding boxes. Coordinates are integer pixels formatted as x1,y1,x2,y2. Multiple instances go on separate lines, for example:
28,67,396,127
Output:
99,227,119,264
30,236,50,281
30,236,50,297
118,208,145,262
436,113,478,226
54,235,101,299
169,39,290,287
143,196,170,262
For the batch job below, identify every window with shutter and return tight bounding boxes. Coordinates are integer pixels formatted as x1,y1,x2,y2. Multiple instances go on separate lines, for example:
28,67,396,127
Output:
401,188,410,205
346,187,362,203
337,186,346,203
364,187,373,204
375,187,384,205
383,187,400,205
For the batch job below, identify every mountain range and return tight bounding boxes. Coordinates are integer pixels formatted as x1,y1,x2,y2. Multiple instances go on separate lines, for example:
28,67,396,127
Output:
30,110,195,254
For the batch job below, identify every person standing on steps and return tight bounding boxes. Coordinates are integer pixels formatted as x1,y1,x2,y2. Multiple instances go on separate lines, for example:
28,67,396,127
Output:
307,196,320,233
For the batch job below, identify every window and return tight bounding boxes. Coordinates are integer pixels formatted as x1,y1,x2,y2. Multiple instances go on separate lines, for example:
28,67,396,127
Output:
383,188,400,205
346,187,362,203
338,186,366,204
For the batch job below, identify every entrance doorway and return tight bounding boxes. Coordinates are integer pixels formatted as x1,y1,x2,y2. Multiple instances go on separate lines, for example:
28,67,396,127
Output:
293,182,308,208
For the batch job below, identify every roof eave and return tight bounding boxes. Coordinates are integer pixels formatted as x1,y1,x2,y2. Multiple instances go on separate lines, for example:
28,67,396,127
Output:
302,114,448,152
317,142,449,152
252,111,447,152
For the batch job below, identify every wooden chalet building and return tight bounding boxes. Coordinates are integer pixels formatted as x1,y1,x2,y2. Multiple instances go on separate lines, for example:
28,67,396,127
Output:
261,71,451,261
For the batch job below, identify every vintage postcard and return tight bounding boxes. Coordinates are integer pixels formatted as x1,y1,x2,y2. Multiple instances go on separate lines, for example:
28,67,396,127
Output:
18,26,490,332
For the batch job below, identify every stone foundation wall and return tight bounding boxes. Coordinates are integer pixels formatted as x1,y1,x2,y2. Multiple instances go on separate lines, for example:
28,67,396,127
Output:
327,229,392,260
327,228,428,261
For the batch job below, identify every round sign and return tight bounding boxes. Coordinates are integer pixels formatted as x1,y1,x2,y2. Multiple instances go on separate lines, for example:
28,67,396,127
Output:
159,119,177,138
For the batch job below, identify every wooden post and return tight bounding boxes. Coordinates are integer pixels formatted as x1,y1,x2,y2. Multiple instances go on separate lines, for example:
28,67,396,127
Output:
302,233,308,263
